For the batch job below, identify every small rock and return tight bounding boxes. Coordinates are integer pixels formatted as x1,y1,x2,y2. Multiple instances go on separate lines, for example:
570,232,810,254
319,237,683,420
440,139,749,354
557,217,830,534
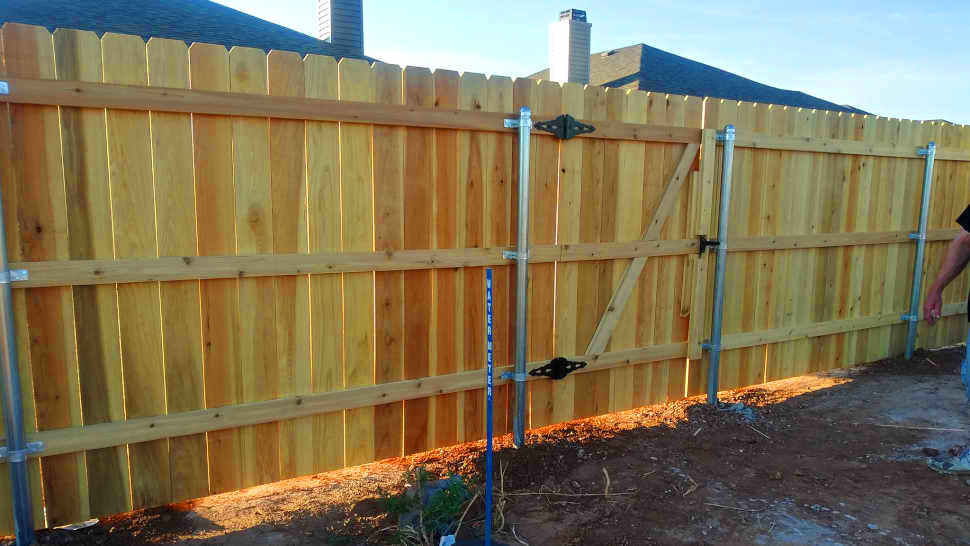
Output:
794,469,805,477
771,471,783,480
923,447,940,457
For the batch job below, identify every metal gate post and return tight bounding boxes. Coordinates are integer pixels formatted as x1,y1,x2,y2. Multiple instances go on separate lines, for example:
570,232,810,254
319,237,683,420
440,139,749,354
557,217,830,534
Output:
0,163,39,544
504,106,532,447
903,142,937,359
704,125,736,405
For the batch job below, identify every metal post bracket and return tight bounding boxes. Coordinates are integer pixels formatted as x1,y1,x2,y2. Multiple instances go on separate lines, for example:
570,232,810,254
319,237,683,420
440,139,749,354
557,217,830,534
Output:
533,114,595,140
0,441,43,463
504,118,532,129
716,126,737,142
0,270,27,284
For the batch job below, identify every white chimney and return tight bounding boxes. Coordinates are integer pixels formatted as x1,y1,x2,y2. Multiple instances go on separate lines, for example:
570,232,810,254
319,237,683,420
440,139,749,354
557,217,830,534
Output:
549,9,591,85
318,0,364,57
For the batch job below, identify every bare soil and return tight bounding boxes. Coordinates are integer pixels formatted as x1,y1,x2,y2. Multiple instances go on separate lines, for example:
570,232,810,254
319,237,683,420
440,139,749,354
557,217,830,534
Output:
13,347,970,545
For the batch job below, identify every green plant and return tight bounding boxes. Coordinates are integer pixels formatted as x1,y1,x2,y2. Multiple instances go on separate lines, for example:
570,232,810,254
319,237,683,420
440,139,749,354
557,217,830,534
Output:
423,475,474,535
376,466,478,546
377,486,417,518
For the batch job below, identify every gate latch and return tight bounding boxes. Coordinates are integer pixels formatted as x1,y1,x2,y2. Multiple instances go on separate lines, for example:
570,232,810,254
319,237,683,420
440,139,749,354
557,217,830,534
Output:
698,235,720,255
533,114,595,140
529,357,587,380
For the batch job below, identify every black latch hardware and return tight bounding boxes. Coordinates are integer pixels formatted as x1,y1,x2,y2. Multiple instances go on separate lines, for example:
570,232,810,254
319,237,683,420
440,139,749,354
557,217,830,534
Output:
533,114,595,140
698,234,720,255
529,357,587,380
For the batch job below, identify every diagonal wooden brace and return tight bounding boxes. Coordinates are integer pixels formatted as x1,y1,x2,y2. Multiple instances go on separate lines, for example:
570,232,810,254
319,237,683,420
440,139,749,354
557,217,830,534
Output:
585,141,701,355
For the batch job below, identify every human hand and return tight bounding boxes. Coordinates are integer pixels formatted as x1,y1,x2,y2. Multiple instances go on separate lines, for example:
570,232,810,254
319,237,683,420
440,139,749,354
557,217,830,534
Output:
924,287,943,325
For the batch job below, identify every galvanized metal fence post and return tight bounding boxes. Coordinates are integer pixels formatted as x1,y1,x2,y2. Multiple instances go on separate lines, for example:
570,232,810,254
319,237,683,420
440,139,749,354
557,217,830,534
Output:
0,159,39,544
903,142,937,359
704,125,736,405
504,106,532,447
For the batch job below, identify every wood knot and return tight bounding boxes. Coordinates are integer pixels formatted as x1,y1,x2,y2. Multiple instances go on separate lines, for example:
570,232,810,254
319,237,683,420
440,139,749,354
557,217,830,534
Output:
247,207,261,226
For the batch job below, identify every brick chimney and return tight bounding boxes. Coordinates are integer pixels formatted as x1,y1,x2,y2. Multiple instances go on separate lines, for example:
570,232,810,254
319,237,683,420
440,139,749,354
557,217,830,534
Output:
549,9,591,84
318,0,364,57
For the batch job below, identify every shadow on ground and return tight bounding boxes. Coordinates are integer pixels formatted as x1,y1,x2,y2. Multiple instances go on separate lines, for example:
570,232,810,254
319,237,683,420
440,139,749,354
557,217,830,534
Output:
12,347,970,545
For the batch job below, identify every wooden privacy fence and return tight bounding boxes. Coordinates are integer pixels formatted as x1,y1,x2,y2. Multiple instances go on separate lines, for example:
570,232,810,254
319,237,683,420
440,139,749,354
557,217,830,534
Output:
0,22,968,532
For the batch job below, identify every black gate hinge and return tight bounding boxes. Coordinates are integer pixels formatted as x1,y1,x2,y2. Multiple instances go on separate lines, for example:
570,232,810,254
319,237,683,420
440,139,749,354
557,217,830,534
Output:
533,114,595,140
698,234,720,255
529,357,587,380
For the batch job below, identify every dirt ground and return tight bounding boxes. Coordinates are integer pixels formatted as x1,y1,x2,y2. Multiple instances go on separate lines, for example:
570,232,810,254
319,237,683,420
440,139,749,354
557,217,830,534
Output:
14,346,970,545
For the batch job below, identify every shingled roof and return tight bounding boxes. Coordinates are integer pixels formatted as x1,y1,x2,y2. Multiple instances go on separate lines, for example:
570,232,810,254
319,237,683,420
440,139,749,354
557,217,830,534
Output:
0,0,368,60
531,43,868,115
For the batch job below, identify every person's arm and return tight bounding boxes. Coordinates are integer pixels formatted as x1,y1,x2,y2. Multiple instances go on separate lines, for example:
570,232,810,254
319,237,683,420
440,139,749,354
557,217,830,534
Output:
924,230,970,325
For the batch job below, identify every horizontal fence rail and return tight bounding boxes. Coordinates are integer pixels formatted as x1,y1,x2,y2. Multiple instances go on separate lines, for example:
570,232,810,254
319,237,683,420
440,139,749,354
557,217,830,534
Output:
3,76,970,160
8,229,960,288
734,132,970,161
0,76,702,145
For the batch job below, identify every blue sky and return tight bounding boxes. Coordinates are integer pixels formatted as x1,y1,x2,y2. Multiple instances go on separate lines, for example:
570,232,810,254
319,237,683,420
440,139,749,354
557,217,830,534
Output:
215,0,969,124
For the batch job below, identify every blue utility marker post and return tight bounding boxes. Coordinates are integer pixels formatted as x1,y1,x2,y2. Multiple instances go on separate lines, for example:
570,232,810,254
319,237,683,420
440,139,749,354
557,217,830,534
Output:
484,268,495,546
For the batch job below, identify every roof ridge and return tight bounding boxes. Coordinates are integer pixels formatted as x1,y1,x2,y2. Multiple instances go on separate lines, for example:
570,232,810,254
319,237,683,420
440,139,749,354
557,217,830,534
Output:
0,0,370,60
188,0,324,43
530,40,869,115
